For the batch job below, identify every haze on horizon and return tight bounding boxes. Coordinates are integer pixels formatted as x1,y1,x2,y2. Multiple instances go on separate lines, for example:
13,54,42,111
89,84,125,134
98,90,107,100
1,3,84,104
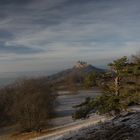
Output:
0,0,140,76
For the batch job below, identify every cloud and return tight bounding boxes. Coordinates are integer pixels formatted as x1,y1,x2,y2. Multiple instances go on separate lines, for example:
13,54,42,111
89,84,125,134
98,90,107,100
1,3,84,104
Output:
0,0,140,74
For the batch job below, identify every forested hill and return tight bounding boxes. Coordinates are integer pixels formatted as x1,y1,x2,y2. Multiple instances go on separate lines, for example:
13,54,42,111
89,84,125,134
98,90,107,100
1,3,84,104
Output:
47,61,106,81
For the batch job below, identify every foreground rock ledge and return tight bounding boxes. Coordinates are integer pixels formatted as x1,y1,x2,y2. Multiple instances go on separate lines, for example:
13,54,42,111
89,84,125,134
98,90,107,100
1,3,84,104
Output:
69,112,140,140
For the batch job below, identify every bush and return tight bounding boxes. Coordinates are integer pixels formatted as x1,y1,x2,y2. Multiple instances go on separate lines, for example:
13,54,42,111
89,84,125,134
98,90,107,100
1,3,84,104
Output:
73,90,140,120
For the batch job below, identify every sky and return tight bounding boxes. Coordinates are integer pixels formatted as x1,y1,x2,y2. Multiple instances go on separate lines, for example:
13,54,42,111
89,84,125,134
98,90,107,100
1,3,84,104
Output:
0,0,140,77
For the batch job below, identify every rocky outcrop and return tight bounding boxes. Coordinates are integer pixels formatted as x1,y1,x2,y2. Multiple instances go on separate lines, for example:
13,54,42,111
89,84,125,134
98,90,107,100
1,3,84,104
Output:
86,112,140,140
69,112,140,140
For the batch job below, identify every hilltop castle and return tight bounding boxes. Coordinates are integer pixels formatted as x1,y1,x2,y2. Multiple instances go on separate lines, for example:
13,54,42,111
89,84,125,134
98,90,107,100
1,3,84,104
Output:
74,61,89,69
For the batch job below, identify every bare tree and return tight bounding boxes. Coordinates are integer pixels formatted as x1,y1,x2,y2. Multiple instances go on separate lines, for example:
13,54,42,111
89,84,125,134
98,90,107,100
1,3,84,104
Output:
13,79,56,132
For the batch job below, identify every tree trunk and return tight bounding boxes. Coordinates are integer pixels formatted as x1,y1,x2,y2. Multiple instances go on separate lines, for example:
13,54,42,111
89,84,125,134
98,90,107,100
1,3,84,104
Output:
115,76,120,96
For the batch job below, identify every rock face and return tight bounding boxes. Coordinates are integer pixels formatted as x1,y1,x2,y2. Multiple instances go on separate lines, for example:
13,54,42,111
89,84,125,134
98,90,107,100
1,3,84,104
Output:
53,112,140,140
87,112,140,140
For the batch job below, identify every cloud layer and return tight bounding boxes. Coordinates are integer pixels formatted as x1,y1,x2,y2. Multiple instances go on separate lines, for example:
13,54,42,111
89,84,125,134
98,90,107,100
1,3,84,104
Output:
0,0,140,74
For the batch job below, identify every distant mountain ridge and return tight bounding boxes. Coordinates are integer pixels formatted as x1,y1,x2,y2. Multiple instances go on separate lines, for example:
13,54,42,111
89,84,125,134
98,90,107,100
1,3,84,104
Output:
47,61,105,81
0,62,106,86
